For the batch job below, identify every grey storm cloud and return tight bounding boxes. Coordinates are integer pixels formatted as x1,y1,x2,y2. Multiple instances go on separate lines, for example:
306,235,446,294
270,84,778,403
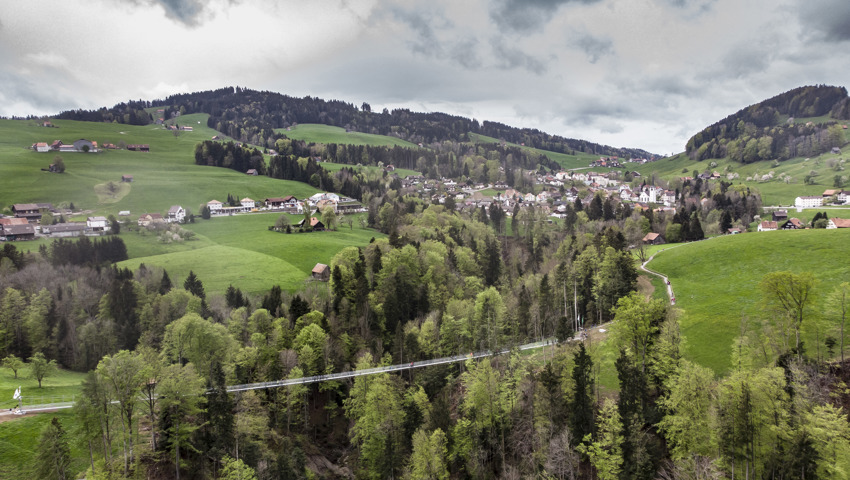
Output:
490,37,547,74
572,34,613,63
489,0,601,33
117,0,235,26
386,8,486,69
798,0,850,42
391,8,444,56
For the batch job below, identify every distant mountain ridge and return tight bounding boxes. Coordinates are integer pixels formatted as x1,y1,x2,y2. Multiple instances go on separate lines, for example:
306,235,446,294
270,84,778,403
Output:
57,87,654,159
686,85,849,163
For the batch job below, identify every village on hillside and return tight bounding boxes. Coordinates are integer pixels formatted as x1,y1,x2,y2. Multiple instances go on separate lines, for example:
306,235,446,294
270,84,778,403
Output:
5,146,850,243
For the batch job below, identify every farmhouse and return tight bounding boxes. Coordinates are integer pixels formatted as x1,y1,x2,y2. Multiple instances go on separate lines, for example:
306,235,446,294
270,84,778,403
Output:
33,142,49,153
0,219,36,241
827,218,850,229
757,221,778,232
780,218,804,229
138,213,165,227
73,139,97,152
642,232,664,245
207,200,223,214
167,206,186,223
241,198,257,209
87,216,108,233
311,263,330,281
296,217,325,231
42,222,86,238
11,203,42,223
771,210,788,222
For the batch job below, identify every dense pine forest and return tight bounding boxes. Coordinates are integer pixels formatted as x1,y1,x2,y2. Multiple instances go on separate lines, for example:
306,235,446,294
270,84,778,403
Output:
686,85,849,162
58,87,652,159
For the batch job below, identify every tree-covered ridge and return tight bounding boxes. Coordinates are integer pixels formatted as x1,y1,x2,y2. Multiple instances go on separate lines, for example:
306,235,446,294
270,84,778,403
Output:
56,86,653,158
686,85,849,163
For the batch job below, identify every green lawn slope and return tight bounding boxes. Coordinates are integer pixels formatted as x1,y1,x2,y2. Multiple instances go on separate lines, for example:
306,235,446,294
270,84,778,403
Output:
0,117,320,219
634,126,850,206
275,124,419,148
117,212,383,295
645,228,850,374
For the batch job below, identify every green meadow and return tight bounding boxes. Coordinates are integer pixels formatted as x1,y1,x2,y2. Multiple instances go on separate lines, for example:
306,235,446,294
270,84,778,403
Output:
0,116,384,296
275,123,419,148
0,116,320,219
634,124,849,206
320,161,421,178
0,366,86,410
0,410,87,480
645,228,850,374
117,212,383,295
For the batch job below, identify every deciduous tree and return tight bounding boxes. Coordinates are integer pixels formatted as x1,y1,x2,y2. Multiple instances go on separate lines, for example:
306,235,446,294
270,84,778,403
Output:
28,351,57,388
759,271,817,357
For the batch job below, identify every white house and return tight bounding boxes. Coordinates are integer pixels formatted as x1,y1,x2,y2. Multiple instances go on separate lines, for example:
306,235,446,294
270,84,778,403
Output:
795,196,823,208
757,221,778,232
34,142,49,153
827,218,850,229
207,200,223,213
87,216,108,232
167,205,186,223
241,198,256,209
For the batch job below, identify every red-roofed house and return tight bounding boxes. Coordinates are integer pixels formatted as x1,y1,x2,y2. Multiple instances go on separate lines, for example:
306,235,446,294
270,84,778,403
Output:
827,218,850,229
758,221,778,232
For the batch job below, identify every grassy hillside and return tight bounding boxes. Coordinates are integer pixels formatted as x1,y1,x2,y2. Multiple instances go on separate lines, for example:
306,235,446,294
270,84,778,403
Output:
645,228,850,374
0,410,87,480
116,212,383,295
468,132,601,170
0,117,319,219
275,123,419,148
0,367,86,411
636,125,850,206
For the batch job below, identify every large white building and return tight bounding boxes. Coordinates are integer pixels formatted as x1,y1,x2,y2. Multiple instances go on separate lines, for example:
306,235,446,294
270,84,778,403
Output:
795,196,823,208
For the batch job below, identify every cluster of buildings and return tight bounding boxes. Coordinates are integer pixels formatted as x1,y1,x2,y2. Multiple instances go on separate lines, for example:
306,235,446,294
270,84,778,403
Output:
395,169,680,219
31,139,99,153
795,189,850,209
31,139,149,153
204,192,364,217
757,209,850,232
0,203,110,240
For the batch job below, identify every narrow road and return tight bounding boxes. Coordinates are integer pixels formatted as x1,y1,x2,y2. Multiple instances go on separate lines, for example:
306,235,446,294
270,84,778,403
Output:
640,247,678,304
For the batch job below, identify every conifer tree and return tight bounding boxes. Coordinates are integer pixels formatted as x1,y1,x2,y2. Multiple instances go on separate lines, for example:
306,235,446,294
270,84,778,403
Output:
36,417,71,480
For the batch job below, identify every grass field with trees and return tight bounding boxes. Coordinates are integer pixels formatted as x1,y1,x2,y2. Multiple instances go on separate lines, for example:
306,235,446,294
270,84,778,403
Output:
274,123,420,148
646,227,850,374
0,117,320,219
116,212,383,295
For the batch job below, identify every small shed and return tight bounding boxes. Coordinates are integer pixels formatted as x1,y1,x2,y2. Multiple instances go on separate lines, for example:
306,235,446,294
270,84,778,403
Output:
246,169,258,176
312,263,330,281
642,232,664,245
122,175,134,183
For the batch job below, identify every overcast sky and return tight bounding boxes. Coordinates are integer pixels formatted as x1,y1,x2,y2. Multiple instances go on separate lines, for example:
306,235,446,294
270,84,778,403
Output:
1,0,848,154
